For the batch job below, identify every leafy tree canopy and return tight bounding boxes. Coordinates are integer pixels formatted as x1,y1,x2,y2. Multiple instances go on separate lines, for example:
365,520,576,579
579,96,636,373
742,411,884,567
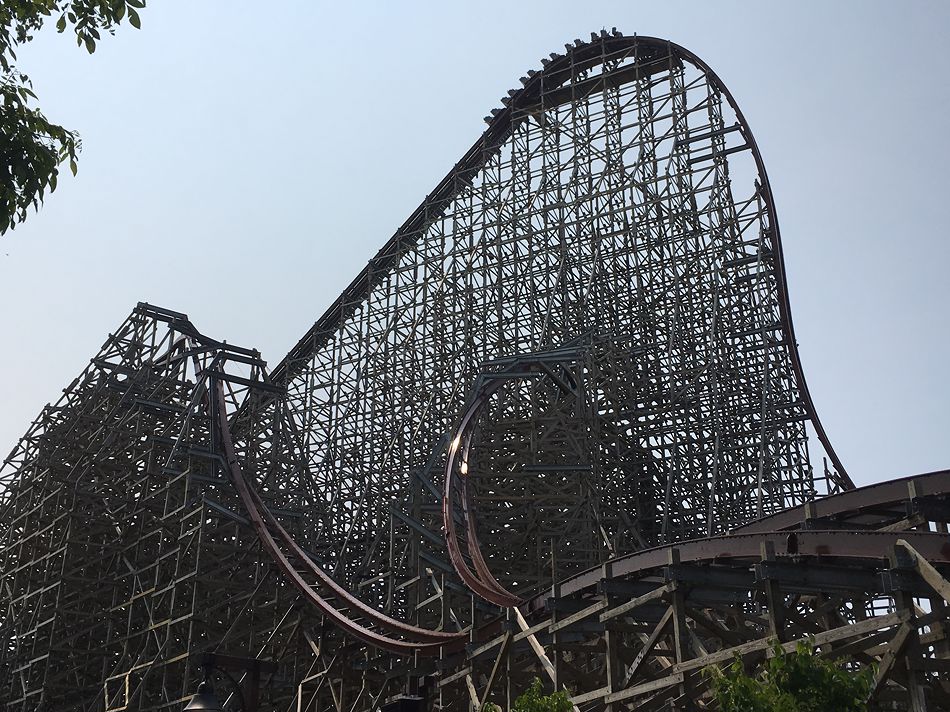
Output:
483,677,573,712
0,0,145,235
708,641,873,712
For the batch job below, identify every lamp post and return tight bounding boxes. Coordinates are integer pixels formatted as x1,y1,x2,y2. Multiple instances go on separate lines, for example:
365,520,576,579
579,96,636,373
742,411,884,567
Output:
184,680,224,711
183,654,276,712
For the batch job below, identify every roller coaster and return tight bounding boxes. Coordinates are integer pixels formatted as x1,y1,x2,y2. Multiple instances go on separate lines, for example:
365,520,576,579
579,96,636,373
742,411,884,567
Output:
1,31,948,712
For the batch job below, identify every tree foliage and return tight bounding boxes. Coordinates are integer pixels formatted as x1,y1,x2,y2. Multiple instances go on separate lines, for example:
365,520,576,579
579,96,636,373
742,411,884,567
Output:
0,0,145,235
512,678,572,712
483,677,573,712
708,642,873,712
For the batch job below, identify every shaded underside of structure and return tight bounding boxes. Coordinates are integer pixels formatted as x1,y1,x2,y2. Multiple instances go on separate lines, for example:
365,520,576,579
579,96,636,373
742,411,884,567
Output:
1,30,947,712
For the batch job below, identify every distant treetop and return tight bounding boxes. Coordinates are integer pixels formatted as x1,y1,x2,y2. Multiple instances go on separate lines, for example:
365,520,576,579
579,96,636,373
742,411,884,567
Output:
0,1,146,235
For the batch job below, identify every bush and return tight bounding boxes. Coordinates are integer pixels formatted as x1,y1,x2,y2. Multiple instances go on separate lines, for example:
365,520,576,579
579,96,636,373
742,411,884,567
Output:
708,641,873,712
483,677,572,712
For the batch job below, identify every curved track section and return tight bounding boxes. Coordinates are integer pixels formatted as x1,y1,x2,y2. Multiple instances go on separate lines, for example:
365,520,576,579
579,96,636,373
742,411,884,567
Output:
460,522,950,711
733,468,950,534
2,29,948,711
213,366,466,655
443,356,579,607
268,35,847,488
455,467,950,710
529,528,950,610
227,31,950,710
247,30,856,615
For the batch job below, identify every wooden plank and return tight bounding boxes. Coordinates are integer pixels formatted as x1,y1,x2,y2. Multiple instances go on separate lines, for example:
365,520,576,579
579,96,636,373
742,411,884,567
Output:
600,584,672,623
513,608,557,683
512,617,551,644
604,672,685,704
622,608,673,687
468,632,507,661
549,599,607,633
571,685,609,705
674,611,905,675
898,538,950,603
465,675,481,710
878,514,926,532
822,628,895,661
438,666,472,688
513,608,580,712
482,632,512,706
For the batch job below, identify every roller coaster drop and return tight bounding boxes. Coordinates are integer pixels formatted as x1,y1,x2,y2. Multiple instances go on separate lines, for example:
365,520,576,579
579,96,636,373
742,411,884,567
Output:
1,31,948,712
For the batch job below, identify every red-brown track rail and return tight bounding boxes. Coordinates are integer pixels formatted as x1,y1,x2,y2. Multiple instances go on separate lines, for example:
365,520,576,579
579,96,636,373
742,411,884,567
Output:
526,528,950,613
442,354,950,624
446,363,950,609
265,33,852,490
443,354,581,608
733,468,950,534
212,367,466,655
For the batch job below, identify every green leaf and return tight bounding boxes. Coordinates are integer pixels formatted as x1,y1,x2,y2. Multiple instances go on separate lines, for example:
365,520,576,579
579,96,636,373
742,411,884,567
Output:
0,0,143,233
0,77,81,234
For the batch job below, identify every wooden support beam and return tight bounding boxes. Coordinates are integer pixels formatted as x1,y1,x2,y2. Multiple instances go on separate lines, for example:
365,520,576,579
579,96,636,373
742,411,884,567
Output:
667,549,697,710
678,611,905,674
889,544,931,712
438,666,473,688
513,608,580,712
549,599,608,634
465,675,481,711
602,561,620,712
868,622,913,699
760,540,785,641
604,672,685,704
481,631,512,708
897,538,950,603
513,608,557,684
621,607,673,687
600,584,672,623
878,514,927,532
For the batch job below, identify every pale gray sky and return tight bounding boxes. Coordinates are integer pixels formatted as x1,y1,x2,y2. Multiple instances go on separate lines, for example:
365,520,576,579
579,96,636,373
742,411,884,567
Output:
1,1,947,487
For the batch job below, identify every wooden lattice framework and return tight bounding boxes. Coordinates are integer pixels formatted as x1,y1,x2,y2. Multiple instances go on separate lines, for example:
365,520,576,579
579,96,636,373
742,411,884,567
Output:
2,31,947,712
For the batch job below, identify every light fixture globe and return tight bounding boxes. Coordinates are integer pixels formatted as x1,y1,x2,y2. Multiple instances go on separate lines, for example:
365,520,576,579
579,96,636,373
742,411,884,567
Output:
184,681,224,711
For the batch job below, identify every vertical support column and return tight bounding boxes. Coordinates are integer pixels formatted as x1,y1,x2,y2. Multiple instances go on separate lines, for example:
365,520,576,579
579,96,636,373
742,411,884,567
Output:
469,594,478,712
668,548,695,711
505,607,513,712
759,540,785,641
550,582,561,690
889,545,929,712
930,596,950,659
410,477,422,625
602,561,619,712
802,501,817,529
440,573,448,633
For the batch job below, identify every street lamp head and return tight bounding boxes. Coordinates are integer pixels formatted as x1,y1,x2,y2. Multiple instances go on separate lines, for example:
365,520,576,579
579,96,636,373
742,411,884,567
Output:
184,680,224,711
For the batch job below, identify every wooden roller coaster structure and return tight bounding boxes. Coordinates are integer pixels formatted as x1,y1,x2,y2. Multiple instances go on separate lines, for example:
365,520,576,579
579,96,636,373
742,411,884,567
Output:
1,31,948,712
